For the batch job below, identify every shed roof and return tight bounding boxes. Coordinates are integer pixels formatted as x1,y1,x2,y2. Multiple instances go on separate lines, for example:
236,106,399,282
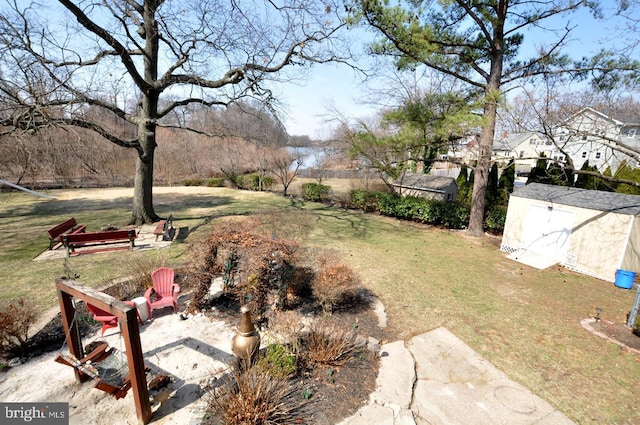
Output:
512,183,640,216
394,173,456,193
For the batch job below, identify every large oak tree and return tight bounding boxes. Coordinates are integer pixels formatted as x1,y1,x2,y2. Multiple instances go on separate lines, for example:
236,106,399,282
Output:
0,0,350,223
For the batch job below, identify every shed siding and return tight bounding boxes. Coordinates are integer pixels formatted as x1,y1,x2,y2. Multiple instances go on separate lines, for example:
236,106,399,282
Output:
501,194,634,282
563,210,633,282
621,215,640,274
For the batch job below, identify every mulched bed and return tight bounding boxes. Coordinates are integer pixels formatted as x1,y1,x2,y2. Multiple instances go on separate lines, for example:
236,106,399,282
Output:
201,291,392,425
587,318,640,353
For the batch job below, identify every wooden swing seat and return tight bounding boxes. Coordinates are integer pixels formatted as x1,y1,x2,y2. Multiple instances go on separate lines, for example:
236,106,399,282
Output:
55,342,142,399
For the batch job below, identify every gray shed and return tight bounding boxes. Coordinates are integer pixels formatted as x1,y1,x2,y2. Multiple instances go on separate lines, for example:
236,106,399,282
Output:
393,173,458,202
500,183,640,282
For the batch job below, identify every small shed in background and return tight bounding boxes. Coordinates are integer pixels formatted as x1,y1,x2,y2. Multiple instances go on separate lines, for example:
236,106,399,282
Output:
394,173,458,202
500,183,640,282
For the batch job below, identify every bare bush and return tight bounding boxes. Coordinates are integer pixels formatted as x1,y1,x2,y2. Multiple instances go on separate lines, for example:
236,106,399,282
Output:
268,310,307,353
312,255,361,314
307,322,356,366
185,218,298,317
0,298,38,357
120,251,169,290
207,367,309,425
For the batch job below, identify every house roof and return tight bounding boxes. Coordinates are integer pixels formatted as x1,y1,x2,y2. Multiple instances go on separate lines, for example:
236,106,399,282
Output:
512,183,640,215
393,173,456,193
493,132,544,151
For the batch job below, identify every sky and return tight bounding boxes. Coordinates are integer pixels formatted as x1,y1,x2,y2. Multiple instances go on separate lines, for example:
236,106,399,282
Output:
277,3,639,140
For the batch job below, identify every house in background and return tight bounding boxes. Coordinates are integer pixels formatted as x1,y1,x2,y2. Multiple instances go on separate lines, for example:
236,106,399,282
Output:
491,107,640,178
492,132,565,176
553,107,640,173
501,183,640,282
393,172,458,202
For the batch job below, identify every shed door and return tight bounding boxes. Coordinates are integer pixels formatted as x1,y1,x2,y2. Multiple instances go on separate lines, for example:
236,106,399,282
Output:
521,204,574,261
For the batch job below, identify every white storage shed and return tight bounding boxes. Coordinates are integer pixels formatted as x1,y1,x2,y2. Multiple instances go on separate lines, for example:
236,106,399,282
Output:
500,183,640,282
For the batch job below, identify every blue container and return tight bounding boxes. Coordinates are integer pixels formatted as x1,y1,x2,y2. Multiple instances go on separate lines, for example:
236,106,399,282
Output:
615,269,636,289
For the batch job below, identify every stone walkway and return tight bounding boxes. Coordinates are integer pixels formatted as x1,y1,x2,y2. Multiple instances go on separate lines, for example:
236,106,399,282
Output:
339,327,575,425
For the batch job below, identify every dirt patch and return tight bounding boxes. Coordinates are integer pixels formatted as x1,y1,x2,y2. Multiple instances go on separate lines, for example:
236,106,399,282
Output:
583,318,640,354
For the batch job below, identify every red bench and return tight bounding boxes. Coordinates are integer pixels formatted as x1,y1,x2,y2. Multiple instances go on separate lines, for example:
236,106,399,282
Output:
62,229,137,258
153,214,174,242
47,218,87,250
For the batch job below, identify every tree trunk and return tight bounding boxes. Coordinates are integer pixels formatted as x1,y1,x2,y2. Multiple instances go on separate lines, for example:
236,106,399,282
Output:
131,98,160,224
467,103,497,236
467,12,505,237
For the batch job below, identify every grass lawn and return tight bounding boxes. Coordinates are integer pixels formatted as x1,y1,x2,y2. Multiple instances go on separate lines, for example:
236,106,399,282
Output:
1,184,639,424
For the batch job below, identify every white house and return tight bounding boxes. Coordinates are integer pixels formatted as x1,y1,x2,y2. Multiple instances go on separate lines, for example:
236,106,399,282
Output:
492,108,640,178
492,132,565,176
501,183,640,282
553,107,640,173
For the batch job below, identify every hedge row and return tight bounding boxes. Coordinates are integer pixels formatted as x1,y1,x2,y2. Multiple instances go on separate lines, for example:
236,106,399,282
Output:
348,190,506,232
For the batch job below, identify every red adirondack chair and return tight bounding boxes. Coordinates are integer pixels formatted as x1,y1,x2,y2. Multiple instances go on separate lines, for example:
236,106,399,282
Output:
86,304,118,336
145,267,180,318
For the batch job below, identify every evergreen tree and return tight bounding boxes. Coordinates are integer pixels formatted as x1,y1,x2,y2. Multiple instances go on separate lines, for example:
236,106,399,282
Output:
547,162,571,186
497,160,515,205
456,165,469,203
526,154,552,185
613,161,640,195
574,161,598,190
487,162,500,207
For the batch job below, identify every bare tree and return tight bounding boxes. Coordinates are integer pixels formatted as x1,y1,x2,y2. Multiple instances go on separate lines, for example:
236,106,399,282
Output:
270,148,303,196
0,0,352,223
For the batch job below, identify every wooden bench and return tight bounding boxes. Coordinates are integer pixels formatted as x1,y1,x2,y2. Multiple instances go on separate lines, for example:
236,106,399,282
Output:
62,229,137,258
153,214,174,242
48,218,87,250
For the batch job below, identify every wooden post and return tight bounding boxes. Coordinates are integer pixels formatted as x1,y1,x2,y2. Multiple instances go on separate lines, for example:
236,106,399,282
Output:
55,278,152,424
121,306,151,425
56,288,86,382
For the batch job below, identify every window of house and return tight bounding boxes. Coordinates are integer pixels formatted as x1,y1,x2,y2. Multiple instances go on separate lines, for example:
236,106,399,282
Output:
545,140,552,145
529,138,536,144
628,129,637,137
596,152,601,159
447,193,453,201
581,135,587,140
582,152,587,158
519,151,524,158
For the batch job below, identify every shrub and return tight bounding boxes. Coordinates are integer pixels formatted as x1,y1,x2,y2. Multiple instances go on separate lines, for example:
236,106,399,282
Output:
395,196,431,220
118,251,168,292
207,367,308,425
244,175,275,191
245,175,261,191
307,322,356,366
255,342,298,379
374,192,399,215
0,298,38,356
485,205,507,234
348,190,379,212
182,178,204,186
206,177,226,187
301,183,330,201
262,176,274,190
312,256,361,314
435,201,470,229
268,310,306,353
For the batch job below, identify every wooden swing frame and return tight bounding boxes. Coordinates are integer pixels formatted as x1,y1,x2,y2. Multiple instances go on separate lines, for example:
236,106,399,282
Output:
56,278,152,425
